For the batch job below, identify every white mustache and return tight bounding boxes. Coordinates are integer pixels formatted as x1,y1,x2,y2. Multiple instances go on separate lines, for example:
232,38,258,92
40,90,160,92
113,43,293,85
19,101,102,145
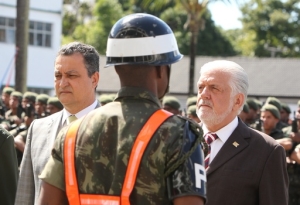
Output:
198,100,212,107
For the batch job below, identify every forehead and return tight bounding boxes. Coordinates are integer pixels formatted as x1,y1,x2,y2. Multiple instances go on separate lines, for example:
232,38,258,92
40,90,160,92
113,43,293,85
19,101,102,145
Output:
261,110,275,117
55,53,85,70
198,68,230,84
10,96,19,100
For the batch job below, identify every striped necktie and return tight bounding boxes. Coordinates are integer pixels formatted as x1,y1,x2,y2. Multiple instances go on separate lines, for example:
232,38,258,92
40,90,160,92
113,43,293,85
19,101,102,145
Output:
204,132,219,169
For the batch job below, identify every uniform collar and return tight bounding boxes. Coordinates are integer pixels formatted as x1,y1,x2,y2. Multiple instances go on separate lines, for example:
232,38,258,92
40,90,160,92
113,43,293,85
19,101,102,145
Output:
115,87,162,108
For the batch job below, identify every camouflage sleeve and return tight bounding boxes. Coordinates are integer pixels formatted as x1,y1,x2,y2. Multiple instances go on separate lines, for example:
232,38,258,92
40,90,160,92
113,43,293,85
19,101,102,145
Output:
39,126,68,191
166,118,206,201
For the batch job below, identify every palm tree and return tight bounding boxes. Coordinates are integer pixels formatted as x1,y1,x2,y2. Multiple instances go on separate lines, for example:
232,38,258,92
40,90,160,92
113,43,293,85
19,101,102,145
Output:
15,0,30,93
180,0,208,96
135,0,231,96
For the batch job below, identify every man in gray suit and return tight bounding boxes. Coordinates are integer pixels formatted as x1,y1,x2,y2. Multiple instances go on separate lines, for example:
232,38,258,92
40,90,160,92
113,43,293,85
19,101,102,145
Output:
196,60,288,205
15,42,100,205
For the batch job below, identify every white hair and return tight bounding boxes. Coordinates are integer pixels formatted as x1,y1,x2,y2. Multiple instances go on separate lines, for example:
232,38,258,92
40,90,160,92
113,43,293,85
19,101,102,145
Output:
199,60,249,113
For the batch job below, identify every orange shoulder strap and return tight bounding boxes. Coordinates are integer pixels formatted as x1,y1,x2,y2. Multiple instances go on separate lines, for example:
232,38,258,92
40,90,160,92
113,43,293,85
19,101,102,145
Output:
64,118,83,205
64,109,173,205
120,109,172,204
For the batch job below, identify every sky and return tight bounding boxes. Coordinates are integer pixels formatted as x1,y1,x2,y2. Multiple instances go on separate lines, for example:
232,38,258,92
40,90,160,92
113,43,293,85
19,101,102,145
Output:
207,1,243,30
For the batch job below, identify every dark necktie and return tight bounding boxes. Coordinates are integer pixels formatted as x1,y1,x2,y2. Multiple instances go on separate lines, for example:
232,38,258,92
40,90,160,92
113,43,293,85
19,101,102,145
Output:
204,132,219,169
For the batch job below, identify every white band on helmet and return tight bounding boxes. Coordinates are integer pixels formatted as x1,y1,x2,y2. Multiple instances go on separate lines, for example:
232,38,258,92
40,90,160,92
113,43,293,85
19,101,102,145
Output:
106,33,179,57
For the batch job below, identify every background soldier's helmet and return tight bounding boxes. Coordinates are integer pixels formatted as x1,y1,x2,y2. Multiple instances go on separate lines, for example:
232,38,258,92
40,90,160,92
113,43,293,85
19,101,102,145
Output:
105,13,183,67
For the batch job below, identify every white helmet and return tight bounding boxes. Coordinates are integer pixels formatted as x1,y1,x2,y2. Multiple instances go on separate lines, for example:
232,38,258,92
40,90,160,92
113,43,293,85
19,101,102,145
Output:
105,13,183,67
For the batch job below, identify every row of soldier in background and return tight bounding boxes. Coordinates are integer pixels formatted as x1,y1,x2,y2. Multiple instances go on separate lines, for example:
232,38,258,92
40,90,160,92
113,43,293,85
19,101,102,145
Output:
0,87,63,167
239,97,300,162
99,93,201,123
3,83,299,203
100,92,300,204
238,97,300,205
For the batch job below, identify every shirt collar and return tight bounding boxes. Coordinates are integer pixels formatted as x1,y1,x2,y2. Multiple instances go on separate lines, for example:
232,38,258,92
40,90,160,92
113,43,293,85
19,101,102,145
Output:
202,117,238,144
62,99,98,126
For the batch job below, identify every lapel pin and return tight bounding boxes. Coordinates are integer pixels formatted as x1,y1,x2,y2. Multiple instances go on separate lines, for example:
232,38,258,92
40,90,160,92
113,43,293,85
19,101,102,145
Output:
233,141,239,147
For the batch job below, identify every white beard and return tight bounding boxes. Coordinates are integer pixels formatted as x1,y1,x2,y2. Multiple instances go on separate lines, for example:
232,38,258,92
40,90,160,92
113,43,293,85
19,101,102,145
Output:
197,99,233,127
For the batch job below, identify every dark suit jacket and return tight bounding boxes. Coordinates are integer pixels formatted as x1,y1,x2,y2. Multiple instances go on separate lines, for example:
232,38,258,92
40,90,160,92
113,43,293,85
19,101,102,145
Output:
206,119,289,205
0,126,18,205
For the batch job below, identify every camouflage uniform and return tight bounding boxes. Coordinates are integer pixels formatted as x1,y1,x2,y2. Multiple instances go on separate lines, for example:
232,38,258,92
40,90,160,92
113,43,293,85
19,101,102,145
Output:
40,87,206,204
283,125,300,205
265,128,285,140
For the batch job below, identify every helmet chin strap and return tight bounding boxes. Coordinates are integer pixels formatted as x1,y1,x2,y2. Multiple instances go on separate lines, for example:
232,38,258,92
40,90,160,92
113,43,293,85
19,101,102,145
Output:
158,65,171,100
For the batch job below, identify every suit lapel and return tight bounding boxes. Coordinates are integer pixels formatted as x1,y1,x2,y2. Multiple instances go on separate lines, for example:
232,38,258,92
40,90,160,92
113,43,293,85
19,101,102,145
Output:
46,103,99,150
46,111,63,152
206,120,251,175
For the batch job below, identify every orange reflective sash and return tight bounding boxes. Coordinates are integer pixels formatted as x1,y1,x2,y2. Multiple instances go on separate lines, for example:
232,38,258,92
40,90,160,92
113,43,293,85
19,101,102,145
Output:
64,109,173,205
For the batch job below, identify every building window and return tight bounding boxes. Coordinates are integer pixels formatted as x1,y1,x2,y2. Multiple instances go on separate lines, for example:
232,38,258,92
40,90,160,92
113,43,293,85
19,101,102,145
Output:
29,21,52,47
0,16,52,48
0,16,15,44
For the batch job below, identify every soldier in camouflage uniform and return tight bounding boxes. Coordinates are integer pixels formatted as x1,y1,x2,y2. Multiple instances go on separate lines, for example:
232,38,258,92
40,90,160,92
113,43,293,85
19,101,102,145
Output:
98,94,114,106
46,97,63,115
260,104,284,140
35,94,50,119
245,98,260,129
0,86,15,121
10,91,37,166
38,13,206,205
2,91,24,131
286,101,300,205
162,95,182,115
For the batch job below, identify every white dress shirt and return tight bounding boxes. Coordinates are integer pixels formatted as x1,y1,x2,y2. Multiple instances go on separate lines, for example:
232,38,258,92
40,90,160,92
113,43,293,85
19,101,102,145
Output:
62,99,98,126
202,117,238,164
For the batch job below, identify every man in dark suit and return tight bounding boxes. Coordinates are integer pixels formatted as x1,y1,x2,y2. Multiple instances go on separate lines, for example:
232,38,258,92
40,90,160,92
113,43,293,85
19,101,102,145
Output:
15,42,100,205
0,125,18,205
196,60,288,205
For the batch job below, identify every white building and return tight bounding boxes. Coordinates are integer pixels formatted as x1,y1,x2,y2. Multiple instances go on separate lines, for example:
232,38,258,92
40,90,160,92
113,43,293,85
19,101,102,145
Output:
0,0,62,94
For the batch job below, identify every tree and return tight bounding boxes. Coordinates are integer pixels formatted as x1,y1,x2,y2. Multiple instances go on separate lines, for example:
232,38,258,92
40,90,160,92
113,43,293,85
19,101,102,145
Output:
240,0,300,57
15,0,30,93
161,8,236,56
222,28,256,56
62,0,123,54
131,0,234,95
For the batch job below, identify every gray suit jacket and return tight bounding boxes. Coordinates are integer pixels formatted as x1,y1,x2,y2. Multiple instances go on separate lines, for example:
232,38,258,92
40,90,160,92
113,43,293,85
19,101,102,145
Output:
206,119,289,205
15,111,63,205
15,102,100,205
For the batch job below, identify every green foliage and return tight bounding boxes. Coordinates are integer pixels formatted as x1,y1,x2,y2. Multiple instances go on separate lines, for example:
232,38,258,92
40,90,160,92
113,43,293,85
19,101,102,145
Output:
62,0,124,54
197,11,236,56
93,0,124,33
240,0,300,57
161,8,236,56
222,29,256,56
62,11,78,36
62,0,236,56
130,0,176,16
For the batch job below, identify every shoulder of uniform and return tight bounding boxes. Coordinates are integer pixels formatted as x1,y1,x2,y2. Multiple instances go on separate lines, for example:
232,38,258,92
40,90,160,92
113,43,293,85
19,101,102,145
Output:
164,115,206,177
177,115,202,135
177,115,208,154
